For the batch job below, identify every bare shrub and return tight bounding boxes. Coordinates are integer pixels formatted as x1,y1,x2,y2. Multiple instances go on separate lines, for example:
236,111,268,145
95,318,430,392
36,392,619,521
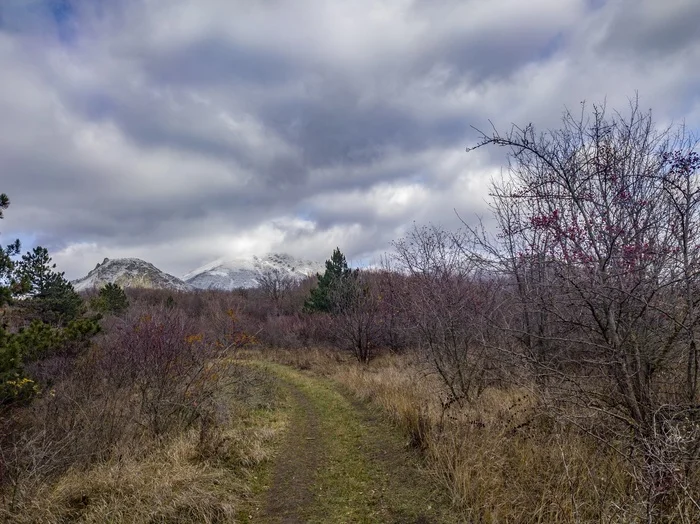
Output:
255,267,295,306
0,299,255,519
96,306,234,437
392,225,504,407
464,99,700,520
2,365,283,524
327,270,383,363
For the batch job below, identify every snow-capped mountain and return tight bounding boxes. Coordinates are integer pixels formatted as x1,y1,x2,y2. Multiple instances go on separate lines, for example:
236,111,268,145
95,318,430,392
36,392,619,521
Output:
72,258,193,292
183,253,324,290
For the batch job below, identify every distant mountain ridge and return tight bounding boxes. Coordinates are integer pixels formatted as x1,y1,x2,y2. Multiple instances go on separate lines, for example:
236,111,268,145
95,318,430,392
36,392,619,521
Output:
71,253,324,292
72,258,192,292
183,253,324,290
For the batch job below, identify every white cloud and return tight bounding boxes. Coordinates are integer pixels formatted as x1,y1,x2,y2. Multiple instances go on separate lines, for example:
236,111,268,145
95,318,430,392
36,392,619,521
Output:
0,0,698,280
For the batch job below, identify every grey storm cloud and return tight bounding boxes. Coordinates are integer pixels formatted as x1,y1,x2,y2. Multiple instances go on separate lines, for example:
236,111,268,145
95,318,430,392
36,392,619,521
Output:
0,0,699,279
598,0,700,58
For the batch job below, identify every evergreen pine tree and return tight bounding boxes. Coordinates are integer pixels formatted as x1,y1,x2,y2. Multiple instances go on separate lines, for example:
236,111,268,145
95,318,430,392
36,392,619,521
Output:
0,194,24,306
304,247,355,313
18,247,57,295
93,283,129,314
18,246,83,324
0,194,99,403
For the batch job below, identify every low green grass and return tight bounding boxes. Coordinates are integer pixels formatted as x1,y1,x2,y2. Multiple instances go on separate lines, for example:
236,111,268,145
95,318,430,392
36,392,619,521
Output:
254,361,459,523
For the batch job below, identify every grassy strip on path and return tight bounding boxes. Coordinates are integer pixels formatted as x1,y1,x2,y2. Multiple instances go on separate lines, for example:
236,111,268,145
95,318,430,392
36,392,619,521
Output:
248,361,460,524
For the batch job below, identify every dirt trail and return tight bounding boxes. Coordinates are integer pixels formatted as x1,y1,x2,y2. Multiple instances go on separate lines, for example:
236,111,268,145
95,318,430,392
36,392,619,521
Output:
264,386,323,523
252,362,461,524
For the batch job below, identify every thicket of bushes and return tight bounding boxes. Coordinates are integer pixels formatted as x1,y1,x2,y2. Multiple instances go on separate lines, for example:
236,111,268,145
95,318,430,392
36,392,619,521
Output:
0,196,266,519
0,288,268,521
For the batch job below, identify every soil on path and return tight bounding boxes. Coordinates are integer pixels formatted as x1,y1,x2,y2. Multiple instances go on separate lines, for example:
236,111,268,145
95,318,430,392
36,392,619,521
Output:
254,362,461,524
264,385,324,523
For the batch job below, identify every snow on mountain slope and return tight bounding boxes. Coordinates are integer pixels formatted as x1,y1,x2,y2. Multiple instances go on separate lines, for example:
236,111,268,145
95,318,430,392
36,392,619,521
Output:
72,258,193,292
183,253,323,290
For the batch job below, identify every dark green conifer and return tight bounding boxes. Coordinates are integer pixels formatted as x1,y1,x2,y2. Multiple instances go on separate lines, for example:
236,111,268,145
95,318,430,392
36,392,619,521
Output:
93,283,129,314
304,247,356,313
18,246,83,325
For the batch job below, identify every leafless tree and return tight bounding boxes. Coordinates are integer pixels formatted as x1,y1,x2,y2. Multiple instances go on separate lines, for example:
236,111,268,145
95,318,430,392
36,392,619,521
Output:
255,267,295,305
392,225,503,408
465,99,700,520
327,271,382,364
374,262,410,353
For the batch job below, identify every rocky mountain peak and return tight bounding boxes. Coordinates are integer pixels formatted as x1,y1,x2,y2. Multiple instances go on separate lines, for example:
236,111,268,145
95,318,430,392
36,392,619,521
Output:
72,258,192,292
183,252,323,290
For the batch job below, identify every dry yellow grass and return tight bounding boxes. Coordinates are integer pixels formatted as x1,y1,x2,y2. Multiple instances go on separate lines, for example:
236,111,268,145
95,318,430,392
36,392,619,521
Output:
9,345,688,522
262,348,637,522
7,407,286,524
1,360,289,524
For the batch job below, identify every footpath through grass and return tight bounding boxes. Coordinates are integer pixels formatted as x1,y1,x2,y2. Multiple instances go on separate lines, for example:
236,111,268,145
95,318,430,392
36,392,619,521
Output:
247,361,460,524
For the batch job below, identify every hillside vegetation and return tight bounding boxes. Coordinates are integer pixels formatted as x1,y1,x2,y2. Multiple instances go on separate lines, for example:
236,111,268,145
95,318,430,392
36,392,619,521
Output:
2,102,700,522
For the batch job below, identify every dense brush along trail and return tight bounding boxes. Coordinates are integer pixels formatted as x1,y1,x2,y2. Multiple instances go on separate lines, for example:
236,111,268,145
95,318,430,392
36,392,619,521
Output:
240,362,459,524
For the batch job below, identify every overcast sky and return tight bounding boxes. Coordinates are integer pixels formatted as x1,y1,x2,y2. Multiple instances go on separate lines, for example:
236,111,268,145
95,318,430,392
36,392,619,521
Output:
1,0,699,280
